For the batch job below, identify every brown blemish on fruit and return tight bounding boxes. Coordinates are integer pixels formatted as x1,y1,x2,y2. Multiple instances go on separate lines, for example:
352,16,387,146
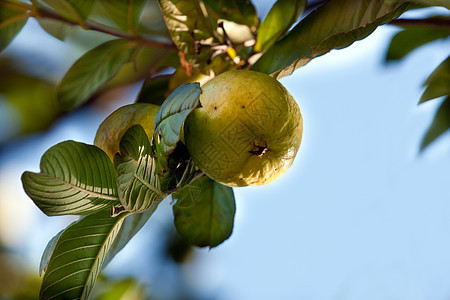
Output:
249,140,268,157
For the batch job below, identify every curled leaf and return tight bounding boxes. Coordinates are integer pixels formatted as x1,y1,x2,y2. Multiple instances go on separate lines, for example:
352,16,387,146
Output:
152,82,201,173
21,141,120,216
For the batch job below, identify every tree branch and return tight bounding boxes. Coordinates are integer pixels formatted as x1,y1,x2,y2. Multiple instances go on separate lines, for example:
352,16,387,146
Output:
35,7,175,49
389,18,450,28
4,1,176,49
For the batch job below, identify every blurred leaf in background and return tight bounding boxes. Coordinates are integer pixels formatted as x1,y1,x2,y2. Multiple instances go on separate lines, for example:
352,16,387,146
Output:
0,57,61,146
0,250,42,299
385,12,450,151
94,277,147,300
418,57,450,151
0,3,28,52
385,16,450,61
419,56,450,105
420,96,450,151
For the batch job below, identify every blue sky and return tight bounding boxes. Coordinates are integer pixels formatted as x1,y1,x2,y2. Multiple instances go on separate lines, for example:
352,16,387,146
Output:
0,3,449,300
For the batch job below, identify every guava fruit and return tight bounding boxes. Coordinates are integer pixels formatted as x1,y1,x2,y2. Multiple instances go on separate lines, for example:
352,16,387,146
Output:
94,103,159,161
184,70,303,187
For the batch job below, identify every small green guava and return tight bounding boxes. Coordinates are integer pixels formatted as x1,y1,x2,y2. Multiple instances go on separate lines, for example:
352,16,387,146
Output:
94,103,159,161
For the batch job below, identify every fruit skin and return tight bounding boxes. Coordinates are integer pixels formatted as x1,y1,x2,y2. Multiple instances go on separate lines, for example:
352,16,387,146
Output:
94,103,159,161
184,70,303,187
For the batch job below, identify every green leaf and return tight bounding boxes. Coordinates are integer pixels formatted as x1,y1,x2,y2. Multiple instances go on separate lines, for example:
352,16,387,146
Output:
157,0,219,72
39,0,95,22
39,210,128,300
409,0,450,9
386,19,450,61
103,209,154,267
21,141,120,216
252,0,412,78
152,82,201,172
420,96,450,151
103,46,175,91
57,39,139,110
96,278,145,300
136,74,171,106
39,227,67,276
0,5,28,53
37,18,73,41
115,125,166,213
254,0,306,52
98,0,145,33
201,0,259,29
419,56,450,104
0,69,60,138
119,124,152,160
172,176,236,248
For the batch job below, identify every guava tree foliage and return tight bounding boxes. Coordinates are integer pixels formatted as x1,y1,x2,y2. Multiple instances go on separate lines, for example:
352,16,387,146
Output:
0,0,448,298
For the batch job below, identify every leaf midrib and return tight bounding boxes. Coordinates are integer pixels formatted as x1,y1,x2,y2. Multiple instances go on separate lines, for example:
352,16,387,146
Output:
42,172,119,201
80,213,128,299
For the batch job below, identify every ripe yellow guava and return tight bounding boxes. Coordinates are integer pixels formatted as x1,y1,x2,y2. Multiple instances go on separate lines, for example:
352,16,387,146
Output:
94,103,159,161
184,70,303,187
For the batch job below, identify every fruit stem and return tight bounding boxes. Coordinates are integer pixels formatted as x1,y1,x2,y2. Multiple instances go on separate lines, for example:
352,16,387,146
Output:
159,170,205,197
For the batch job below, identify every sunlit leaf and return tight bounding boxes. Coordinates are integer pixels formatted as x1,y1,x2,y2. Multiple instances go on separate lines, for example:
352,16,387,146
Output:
255,0,306,52
115,125,166,213
202,0,259,30
39,0,95,22
172,176,236,248
0,4,28,53
157,0,220,72
386,19,450,61
98,0,145,33
419,56,450,104
57,39,139,110
421,96,450,151
152,82,201,172
21,141,120,216
39,210,128,300
252,0,412,79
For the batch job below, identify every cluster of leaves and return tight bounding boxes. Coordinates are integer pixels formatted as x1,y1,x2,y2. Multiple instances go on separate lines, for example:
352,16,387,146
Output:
21,82,236,299
385,14,450,150
0,0,448,298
